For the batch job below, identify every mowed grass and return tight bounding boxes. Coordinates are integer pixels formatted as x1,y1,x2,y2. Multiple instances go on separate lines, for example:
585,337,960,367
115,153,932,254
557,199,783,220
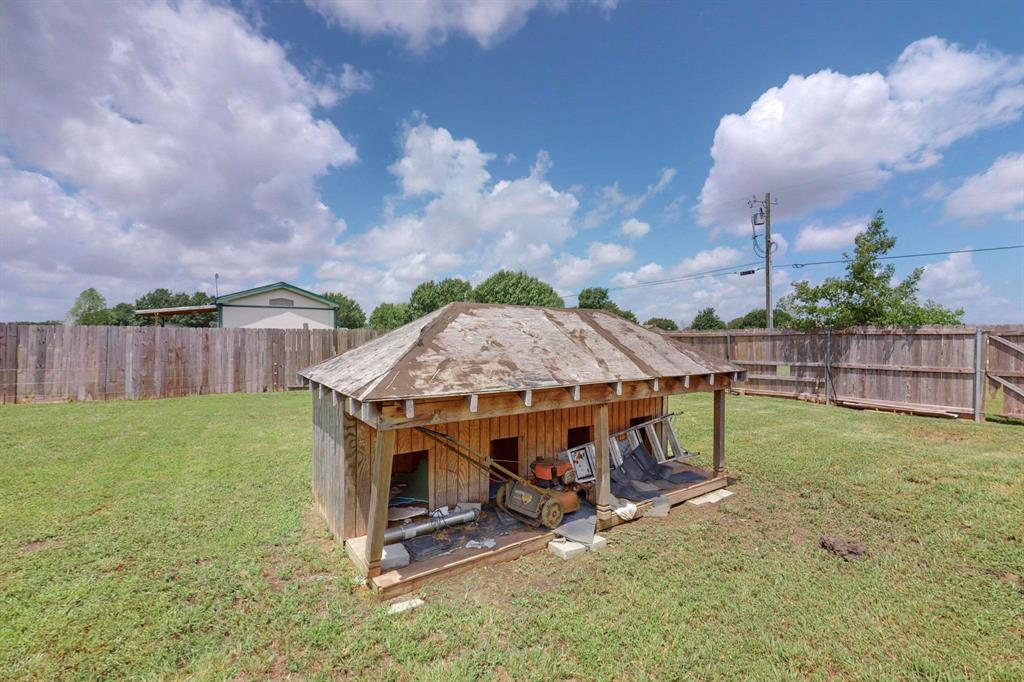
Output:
1,392,1022,680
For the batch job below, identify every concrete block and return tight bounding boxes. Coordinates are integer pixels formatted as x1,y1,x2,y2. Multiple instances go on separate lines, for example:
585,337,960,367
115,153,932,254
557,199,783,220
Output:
548,539,587,560
381,543,410,570
388,597,424,615
687,488,735,506
587,535,607,552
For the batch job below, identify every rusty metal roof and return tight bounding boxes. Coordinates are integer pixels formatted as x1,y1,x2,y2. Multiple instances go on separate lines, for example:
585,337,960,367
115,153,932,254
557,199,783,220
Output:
300,302,742,401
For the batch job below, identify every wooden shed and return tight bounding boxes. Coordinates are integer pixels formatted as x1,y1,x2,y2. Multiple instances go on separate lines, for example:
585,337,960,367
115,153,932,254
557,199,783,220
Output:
301,302,745,595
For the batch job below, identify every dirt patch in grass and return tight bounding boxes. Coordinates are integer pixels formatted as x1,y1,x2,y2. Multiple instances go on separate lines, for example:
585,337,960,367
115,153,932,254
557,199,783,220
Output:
22,538,61,553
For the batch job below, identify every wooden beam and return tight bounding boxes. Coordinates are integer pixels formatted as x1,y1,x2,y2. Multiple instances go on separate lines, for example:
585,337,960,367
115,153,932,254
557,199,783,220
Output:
364,428,396,578
375,376,715,429
708,373,715,385
683,375,690,389
989,373,1024,399
404,399,415,419
346,396,358,415
467,394,479,413
520,389,532,407
712,389,725,477
332,389,338,406
648,378,660,391
360,401,379,423
567,385,581,401
609,381,622,396
990,334,1024,357
318,383,323,398
593,403,612,516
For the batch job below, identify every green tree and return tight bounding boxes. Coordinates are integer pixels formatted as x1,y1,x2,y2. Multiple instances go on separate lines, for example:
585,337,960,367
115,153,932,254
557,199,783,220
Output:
321,292,366,328
408,277,472,318
644,317,678,331
778,210,963,330
471,270,564,307
576,287,639,323
67,288,112,325
727,307,795,329
107,302,140,326
369,303,412,331
689,307,727,330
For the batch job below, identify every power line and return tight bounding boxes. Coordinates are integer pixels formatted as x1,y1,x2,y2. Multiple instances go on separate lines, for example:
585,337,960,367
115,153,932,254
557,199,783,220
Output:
563,244,1024,300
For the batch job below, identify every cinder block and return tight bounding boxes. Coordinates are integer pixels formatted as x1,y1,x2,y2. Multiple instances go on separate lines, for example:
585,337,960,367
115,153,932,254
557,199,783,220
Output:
587,535,607,552
548,539,587,560
381,543,410,570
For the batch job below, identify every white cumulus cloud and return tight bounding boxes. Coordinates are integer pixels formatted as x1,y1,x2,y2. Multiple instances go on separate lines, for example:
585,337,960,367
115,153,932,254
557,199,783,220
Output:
620,218,651,238
318,122,581,309
697,36,1024,233
307,0,616,51
943,152,1024,224
0,0,360,318
795,216,869,251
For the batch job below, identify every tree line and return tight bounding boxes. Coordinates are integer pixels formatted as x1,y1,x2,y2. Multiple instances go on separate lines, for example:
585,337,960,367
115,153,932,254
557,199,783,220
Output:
58,211,961,332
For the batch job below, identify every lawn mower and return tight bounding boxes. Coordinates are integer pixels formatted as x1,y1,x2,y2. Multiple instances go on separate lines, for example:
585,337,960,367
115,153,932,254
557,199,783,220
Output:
415,427,579,529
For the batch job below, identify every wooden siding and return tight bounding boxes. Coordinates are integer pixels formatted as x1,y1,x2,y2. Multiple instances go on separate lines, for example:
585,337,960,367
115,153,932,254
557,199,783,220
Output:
0,324,381,404
394,396,665,511
314,395,666,543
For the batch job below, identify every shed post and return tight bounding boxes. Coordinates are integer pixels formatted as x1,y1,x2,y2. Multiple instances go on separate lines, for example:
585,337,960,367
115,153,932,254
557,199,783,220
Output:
364,426,396,577
973,326,985,423
593,403,613,517
712,389,726,477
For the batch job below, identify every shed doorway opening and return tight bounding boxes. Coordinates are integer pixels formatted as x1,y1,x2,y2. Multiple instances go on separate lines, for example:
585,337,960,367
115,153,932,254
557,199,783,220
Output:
490,437,519,477
567,425,592,449
390,449,429,507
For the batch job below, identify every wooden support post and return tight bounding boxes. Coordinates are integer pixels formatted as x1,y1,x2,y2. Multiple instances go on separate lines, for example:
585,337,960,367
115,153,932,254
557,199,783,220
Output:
683,375,690,389
973,327,985,423
521,389,532,407
567,385,581,401
364,427,396,577
648,378,660,391
609,381,622,396
712,389,725,477
594,403,613,517
467,394,479,413
404,399,415,419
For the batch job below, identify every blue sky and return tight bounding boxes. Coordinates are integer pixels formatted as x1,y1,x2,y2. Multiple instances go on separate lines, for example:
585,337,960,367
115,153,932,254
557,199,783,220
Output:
1,0,1021,324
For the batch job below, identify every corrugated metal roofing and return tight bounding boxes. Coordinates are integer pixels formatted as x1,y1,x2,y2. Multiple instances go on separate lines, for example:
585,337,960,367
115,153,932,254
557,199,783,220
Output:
300,302,742,401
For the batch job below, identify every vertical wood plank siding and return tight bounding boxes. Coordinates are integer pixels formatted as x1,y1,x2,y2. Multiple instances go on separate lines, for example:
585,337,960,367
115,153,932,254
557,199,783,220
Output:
0,325,381,404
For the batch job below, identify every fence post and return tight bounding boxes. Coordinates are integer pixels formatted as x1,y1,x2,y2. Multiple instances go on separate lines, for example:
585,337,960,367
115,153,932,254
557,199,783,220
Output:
725,332,732,362
825,329,832,406
973,326,985,423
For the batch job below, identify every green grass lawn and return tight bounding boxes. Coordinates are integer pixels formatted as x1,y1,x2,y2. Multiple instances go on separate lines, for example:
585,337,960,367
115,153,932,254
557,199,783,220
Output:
1,392,1022,680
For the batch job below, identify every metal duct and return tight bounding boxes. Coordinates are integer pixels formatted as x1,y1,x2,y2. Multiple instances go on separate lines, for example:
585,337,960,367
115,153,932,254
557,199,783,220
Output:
382,508,480,545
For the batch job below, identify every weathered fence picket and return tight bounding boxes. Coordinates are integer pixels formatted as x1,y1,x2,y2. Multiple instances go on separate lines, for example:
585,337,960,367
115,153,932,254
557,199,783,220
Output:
0,324,381,404
667,325,1024,420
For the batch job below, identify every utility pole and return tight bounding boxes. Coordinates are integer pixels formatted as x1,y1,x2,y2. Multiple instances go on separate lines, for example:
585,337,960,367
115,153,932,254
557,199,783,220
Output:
764,192,773,329
749,193,777,328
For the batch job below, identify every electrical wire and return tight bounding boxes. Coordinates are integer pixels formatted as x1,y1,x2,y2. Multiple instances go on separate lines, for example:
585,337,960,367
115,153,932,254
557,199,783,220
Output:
563,244,1024,299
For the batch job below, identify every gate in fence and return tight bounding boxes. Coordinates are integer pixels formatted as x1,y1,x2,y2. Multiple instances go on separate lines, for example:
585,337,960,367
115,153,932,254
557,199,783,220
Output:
667,325,1024,422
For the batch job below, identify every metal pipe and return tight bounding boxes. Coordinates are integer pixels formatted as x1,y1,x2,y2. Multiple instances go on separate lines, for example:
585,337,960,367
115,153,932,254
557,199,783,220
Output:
382,508,480,544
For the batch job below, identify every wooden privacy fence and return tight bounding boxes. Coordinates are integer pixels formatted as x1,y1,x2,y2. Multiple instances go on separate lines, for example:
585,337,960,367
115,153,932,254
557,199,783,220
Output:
667,325,1024,421
0,324,380,404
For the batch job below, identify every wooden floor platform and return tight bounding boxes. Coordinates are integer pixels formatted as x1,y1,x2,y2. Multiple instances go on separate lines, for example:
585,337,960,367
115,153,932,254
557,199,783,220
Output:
346,468,729,599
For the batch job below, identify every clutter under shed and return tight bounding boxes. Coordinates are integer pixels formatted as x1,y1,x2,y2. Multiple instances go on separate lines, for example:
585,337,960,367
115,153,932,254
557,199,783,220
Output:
302,302,744,597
